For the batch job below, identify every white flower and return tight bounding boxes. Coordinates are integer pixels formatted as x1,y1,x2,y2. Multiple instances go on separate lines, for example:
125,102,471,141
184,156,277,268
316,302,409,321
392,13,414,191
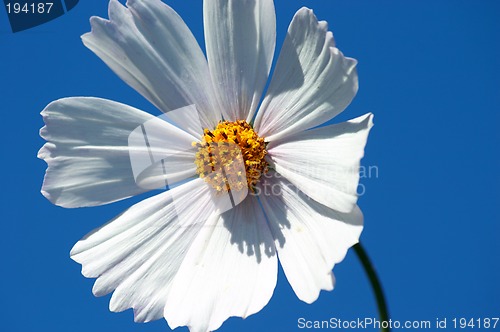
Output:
38,0,374,331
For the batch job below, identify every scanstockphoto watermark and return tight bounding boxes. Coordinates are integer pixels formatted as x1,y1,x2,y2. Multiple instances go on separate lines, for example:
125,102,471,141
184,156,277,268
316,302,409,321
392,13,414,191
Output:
127,105,379,220
297,317,500,330
253,165,379,198
298,317,433,329
357,164,379,196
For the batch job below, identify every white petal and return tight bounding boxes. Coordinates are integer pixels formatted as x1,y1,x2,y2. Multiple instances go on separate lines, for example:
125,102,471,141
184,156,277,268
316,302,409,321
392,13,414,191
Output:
254,7,358,141
71,178,218,323
258,174,363,303
164,195,277,332
39,97,196,208
83,0,220,136
204,0,276,122
267,113,374,213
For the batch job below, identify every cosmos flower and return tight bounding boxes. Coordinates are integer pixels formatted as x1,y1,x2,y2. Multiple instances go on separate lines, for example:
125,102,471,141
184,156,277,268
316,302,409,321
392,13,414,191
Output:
38,0,374,331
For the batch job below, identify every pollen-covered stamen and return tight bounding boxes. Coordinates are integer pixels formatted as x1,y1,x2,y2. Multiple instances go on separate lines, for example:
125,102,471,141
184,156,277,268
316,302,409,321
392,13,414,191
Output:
193,120,268,192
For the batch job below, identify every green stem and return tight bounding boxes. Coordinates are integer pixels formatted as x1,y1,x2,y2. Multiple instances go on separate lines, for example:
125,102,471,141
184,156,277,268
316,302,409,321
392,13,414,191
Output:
353,242,390,332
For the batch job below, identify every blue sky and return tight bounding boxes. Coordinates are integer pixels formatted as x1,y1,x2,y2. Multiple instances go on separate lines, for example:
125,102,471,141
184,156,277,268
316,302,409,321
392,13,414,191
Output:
1,1,498,331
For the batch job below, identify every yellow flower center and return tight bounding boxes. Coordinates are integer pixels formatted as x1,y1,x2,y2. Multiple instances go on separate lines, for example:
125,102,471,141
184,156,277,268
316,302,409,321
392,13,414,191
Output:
193,120,268,192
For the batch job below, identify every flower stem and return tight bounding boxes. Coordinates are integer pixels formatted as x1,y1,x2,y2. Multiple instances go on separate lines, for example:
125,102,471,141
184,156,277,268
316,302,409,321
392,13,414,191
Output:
353,242,390,332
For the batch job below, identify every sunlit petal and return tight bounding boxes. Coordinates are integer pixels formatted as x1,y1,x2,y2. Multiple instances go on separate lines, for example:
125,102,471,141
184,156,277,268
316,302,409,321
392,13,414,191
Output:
204,0,276,122
259,174,363,303
267,113,373,213
83,0,220,136
164,195,277,332
38,97,195,208
255,8,358,141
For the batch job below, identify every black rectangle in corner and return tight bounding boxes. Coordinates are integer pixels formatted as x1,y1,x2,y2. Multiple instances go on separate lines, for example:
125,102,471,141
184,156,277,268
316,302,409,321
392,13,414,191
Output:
3,0,65,33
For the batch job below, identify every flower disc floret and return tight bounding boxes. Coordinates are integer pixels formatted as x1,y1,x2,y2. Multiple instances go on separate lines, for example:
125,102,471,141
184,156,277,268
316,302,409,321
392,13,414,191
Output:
193,120,268,192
